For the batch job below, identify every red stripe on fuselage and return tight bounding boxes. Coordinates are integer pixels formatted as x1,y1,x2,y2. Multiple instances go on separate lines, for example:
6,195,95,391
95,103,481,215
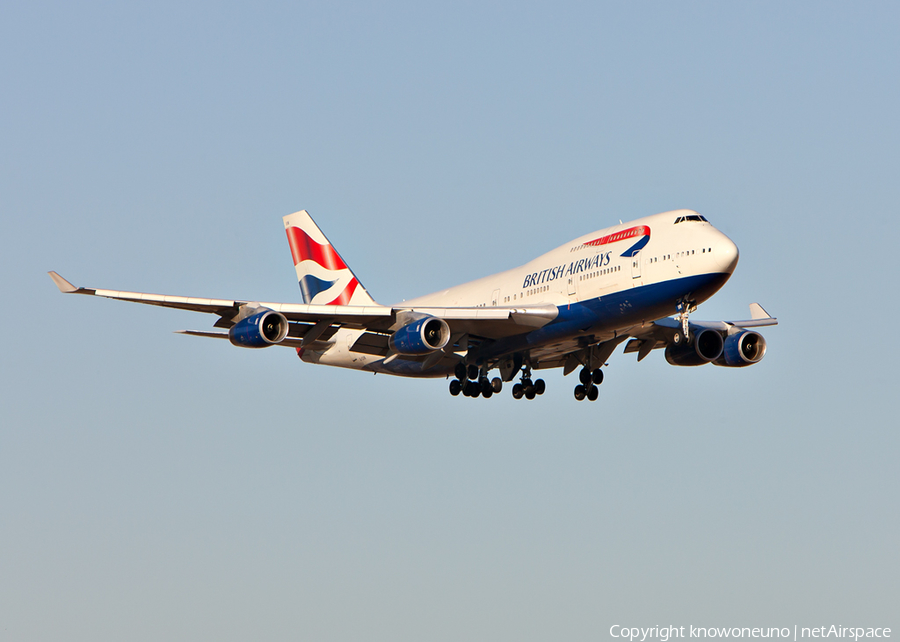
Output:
584,225,651,248
286,226,348,270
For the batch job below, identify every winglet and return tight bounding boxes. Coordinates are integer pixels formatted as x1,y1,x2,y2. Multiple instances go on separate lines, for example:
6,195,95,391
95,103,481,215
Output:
726,303,778,328
48,271,78,293
749,303,772,320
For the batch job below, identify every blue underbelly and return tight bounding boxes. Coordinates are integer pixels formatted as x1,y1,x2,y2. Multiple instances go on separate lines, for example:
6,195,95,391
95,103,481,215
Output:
484,271,730,358
373,272,730,375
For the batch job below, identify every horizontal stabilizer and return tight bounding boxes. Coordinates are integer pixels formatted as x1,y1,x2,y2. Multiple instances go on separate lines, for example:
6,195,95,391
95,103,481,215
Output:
176,330,317,350
176,330,230,340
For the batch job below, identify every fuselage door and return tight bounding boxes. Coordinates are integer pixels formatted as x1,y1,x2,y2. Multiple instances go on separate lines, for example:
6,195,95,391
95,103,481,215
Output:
632,251,642,279
567,276,577,298
491,289,500,306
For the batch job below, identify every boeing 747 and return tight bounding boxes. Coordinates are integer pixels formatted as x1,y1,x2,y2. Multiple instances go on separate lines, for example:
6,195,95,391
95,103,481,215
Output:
50,209,776,401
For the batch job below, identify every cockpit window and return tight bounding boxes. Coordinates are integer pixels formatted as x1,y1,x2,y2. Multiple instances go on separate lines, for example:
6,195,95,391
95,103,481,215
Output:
674,214,708,224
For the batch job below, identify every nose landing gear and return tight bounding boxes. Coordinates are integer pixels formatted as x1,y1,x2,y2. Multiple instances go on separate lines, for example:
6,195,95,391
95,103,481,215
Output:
676,299,698,343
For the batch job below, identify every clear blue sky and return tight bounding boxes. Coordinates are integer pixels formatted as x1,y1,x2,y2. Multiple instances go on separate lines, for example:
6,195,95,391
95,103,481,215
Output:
2,2,898,640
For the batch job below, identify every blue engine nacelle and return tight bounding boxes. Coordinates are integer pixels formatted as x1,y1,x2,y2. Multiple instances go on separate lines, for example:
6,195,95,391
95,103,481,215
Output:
665,328,724,366
228,309,289,348
714,330,767,367
388,316,451,355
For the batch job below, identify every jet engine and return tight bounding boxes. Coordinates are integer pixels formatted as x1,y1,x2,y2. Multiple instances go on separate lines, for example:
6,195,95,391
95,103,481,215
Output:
228,309,289,348
388,316,451,355
714,330,767,367
665,328,724,366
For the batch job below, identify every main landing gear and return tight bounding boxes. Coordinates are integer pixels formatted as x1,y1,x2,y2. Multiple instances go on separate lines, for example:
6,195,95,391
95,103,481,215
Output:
449,362,503,399
511,366,545,401
573,366,603,402
447,358,606,402
448,362,545,400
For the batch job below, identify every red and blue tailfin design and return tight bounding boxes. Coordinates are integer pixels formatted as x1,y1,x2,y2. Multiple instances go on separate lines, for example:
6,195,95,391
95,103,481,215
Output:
283,210,376,306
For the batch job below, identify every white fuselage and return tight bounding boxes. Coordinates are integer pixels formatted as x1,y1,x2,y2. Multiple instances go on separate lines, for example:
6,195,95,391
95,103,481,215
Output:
301,210,739,376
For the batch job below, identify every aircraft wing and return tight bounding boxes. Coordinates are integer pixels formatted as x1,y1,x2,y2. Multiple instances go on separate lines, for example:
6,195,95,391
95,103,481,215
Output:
48,272,558,340
622,303,778,360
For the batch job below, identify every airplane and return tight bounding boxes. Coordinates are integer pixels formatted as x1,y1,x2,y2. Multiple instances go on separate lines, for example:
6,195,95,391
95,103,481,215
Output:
49,208,777,401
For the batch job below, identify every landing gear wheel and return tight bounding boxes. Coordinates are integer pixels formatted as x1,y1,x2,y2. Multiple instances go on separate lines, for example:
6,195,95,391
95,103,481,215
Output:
587,384,599,401
465,381,480,397
480,378,493,396
534,379,546,395
449,380,461,396
579,367,592,385
467,364,479,380
574,385,586,401
491,377,503,393
523,379,535,398
482,388,493,399
591,369,604,385
512,383,524,399
454,362,467,381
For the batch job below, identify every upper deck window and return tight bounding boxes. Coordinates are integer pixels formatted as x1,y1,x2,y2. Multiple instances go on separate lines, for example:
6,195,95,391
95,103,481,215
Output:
674,214,708,224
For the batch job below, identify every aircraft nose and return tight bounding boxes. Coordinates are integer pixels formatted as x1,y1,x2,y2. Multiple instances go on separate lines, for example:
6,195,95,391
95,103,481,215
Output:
715,235,740,273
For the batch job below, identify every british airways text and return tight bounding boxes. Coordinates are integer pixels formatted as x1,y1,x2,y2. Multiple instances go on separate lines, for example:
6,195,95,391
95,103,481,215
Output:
522,252,612,288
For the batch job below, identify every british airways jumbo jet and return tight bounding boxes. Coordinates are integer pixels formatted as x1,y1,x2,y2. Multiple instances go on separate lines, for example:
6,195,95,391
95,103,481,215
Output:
49,209,776,401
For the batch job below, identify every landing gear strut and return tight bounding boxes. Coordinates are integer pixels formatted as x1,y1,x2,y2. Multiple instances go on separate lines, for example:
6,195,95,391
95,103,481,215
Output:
676,299,697,343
